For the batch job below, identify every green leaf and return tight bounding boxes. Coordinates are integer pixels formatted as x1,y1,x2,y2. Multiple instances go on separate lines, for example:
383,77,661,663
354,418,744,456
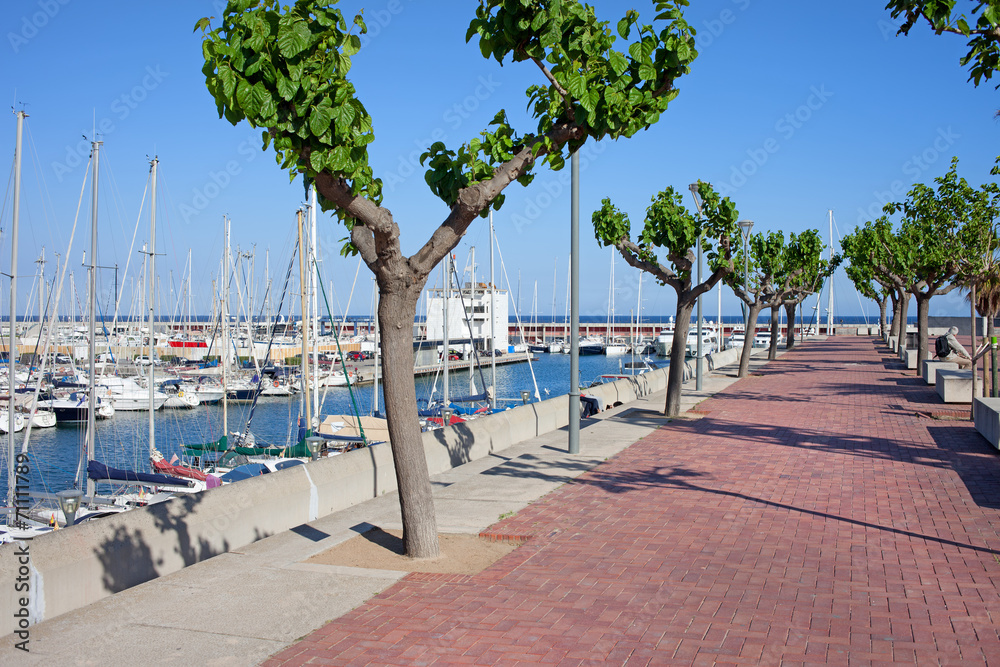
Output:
566,74,588,99
628,41,644,62
276,74,298,101
277,18,311,58
343,34,361,56
608,51,628,76
309,103,334,136
617,17,631,39
236,79,259,117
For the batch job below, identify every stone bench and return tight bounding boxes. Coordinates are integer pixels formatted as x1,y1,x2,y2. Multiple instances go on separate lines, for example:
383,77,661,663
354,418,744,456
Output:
974,397,1000,451
922,359,958,385
935,369,983,403
900,347,933,369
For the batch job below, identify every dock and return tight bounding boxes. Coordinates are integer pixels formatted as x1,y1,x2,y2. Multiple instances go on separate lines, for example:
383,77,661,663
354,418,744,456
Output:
338,352,538,385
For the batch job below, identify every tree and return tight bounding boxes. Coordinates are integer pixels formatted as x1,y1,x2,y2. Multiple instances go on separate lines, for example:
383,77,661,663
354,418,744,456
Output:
842,217,912,352
197,0,699,558
886,0,1000,87
773,235,837,350
592,182,738,417
884,157,1000,371
727,229,828,370
842,234,895,336
765,230,827,359
725,230,785,377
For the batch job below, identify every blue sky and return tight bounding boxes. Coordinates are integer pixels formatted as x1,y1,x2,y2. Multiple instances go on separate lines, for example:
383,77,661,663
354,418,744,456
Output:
1,0,997,325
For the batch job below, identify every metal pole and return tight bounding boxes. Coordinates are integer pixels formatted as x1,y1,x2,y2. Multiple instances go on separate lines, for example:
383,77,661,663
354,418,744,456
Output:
568,150,580,454
743,234,750,331
373,278,379,416
689,184,704,390
442,253,449,407
489,211,496,411
827,210,834,335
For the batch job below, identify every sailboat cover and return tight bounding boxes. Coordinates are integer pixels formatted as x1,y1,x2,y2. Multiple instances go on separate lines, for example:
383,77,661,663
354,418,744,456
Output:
87,460,193,487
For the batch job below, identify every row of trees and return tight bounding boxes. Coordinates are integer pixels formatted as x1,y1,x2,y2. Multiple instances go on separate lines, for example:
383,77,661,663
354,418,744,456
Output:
592,186,835,416
842,158,1000,372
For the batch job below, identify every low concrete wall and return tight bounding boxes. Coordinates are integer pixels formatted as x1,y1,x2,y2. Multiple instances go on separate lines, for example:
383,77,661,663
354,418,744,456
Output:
974,397,1000,451
4,356,718,635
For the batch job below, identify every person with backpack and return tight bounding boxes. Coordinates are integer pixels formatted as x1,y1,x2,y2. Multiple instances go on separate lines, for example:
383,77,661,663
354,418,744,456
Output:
935,326,982,369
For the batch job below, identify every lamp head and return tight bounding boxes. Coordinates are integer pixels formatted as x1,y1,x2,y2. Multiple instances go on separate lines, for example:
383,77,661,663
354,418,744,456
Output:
57,488,84,526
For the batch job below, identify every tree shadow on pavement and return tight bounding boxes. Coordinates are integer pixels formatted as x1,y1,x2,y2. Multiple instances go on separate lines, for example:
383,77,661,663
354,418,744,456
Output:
578,462,1000,556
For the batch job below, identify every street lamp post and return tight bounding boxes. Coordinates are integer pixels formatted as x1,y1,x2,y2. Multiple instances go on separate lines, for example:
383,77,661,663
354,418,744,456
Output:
737,220,754,334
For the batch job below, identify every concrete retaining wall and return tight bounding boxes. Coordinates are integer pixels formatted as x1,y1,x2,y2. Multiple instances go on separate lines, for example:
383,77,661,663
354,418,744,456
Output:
7,350,747,635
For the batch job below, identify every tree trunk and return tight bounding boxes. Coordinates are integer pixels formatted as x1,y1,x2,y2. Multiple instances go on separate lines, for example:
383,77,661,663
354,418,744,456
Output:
378,287,440,559
878,295,888,337
889,291,901,340
989,317,997,398
915,293,930,376
784,302,797,349
897,291,910,351
768,304,779,360
739,302,764,377
664,301,694,417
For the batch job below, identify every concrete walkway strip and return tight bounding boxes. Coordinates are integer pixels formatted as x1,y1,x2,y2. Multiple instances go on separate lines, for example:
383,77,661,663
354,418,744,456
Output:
4,346,792,666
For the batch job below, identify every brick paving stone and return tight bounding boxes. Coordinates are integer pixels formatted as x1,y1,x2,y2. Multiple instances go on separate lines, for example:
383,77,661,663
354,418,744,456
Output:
263,338,1000,665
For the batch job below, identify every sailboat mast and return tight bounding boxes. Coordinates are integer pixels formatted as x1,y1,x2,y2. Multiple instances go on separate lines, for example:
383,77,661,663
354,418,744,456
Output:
147,157,158,454
86,139,101,500
222,216,229,444
551,258,557,344
7,109,25,516
296,209,311,436
310,188,319,428
186,248,192,340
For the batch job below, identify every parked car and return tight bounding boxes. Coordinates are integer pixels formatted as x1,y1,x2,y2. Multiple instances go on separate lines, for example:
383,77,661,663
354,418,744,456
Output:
134,355,161,366
346,351,365,361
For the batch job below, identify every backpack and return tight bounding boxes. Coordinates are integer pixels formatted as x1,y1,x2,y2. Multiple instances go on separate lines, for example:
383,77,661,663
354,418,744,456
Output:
935,335,950,358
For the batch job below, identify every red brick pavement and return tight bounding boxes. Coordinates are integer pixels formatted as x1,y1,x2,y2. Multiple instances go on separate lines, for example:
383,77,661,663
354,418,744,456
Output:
264,338,1000,665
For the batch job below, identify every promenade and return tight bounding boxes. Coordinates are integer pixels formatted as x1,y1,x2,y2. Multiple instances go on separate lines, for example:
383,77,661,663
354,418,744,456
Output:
4,336,999,665
266,336,1000,665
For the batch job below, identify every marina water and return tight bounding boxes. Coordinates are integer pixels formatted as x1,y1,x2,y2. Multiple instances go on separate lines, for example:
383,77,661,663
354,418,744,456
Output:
2,352,646,503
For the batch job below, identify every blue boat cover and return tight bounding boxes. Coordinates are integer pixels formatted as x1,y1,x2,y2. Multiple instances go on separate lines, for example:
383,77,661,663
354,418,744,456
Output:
274,460,305,470
220,463,271,483
87,460,193,487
